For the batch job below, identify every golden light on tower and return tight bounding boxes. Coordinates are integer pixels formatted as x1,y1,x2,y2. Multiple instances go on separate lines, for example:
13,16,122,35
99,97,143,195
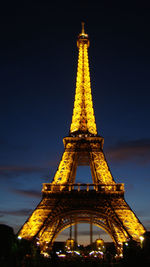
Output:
96,238,104,248
18,23,146,255
70,22,97,135
66,238,75,250
95,238,105,253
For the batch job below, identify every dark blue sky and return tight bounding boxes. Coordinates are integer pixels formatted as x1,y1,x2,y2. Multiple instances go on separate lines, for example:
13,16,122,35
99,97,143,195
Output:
0,1,150,244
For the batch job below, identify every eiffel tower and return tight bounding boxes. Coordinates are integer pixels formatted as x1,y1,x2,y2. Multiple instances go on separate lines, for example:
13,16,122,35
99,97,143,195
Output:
18,23,145,254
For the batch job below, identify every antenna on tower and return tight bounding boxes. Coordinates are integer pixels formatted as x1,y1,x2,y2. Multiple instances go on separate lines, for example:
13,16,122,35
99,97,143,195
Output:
81,22,85,34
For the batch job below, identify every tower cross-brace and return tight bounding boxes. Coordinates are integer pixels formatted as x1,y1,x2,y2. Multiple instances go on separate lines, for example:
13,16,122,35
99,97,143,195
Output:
18,24,146,254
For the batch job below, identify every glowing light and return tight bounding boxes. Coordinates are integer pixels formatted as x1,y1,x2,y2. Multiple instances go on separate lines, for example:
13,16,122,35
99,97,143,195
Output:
42,252,50,258
89,250,103,257
89,251,94,255
17,236,22,240
139,235,144,242
74,251,80,255
58,254,66,258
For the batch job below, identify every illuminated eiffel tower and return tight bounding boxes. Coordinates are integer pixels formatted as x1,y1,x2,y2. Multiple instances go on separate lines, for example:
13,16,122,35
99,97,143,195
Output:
18,23,145,254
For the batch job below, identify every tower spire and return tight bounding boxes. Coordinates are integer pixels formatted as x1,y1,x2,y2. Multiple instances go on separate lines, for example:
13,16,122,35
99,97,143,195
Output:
81,21,85,34
70,24,97,136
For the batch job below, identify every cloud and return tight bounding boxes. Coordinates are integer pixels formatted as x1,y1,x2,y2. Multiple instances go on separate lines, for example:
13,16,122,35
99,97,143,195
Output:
0,165,48,179
13,189,41,198
0,208,33,217
106,138,150,164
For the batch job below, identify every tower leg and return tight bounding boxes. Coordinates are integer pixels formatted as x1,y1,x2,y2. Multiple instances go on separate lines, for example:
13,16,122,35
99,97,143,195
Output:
74,222,77,245
90,216,93,244
70,218,72,240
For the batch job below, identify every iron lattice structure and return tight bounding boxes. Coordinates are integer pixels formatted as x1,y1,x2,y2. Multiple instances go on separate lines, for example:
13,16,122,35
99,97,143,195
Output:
18,23,145,254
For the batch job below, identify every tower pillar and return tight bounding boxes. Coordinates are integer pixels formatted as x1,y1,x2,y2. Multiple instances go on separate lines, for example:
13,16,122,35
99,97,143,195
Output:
74,221,77,245
90,216,93,245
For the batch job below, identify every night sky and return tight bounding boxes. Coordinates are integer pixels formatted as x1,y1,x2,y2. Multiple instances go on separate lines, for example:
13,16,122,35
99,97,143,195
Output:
1,1,150,244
